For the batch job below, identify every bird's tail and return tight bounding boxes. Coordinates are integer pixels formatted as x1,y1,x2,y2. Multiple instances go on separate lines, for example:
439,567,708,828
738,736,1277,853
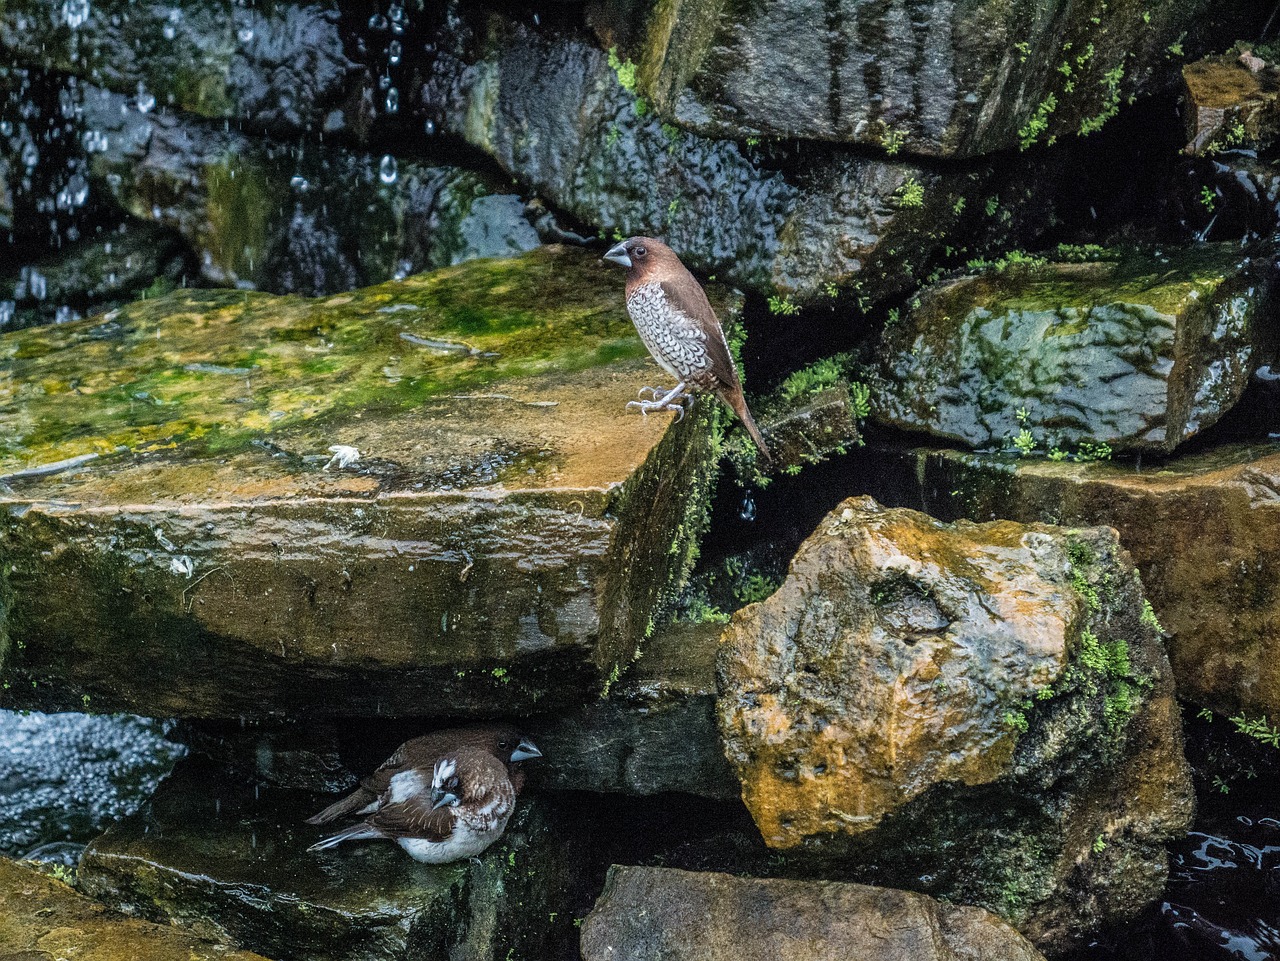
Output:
722,387,773,465
307,823,385,852
305,788,378,826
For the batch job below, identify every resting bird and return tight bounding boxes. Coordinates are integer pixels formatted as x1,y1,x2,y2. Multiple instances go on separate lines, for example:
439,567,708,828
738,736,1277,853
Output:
307,747,517,863
305,723,540,826
603,236,772,462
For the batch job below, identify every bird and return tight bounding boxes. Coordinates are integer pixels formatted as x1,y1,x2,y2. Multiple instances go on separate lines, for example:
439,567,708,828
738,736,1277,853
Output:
603,236,772,462
304,723,541,826
307,747,517,864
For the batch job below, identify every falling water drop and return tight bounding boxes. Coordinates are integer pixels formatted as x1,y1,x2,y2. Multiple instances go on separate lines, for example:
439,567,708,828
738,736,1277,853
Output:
289,175,309,192
388,39,402,65
162,21,175,39
739,492,757,522
20,142,38,168
238,26,254,43
0,119,12,136
378,154,397,184
423,118,436,136
367,12,387,29
136,83,156,113
385,87,399,114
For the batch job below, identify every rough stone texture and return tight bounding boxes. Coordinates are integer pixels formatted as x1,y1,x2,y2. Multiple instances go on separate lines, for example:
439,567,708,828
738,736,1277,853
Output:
0,855,274,961
78,85,540,294
580,866,1047,961
0,0,370,141
871,245,1275,453
422,12,982,302
0,246,722,719
717,497,1192,953
637,0,1209,157
79,757,577,961
862,442,1280,727
1182,50,1280,156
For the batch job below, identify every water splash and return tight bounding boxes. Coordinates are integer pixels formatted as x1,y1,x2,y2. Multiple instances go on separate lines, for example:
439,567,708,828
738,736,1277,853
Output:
378,154,397,184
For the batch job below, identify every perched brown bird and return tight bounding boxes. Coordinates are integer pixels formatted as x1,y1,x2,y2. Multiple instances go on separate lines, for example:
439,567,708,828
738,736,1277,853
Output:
304,723,540,826
604,236,772,462
307,747,516,863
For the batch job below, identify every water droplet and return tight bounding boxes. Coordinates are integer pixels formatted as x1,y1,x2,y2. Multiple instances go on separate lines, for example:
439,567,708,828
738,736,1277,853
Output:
739,492,757,522
136,83,155,113
20,142,38,168
385,87,399,113
378,74,391,90
162,21,175,39
60,0,90,29
367,12,387,29
0,120,12,136
289,175,309,192
0,302,15,328
83,129,108,152
238,26,254,43
388,39,402,64
423,118,436,136
388,3,405,22
378,154,397,184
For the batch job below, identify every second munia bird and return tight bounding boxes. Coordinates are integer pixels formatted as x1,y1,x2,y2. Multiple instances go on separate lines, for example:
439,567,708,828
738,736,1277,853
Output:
604,237,771,462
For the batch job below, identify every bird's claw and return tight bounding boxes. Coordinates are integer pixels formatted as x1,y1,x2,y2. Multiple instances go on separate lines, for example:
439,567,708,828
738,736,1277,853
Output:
626,398,688,419
637,386,662,399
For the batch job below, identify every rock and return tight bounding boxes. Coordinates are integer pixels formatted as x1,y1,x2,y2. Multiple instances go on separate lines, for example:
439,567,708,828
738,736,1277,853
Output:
717,497,1192,952
580,866,1047,961
422,11,982,302
78,85,540,294
0,0,370,141
0,709,184,857
532,620,738,798
0,246,723,719
860,442,1280,727
1182,49,1280,156
1,218,193,331
78,756,577,961
636,0,1208,157
0,855,275,960
870,245,1275,454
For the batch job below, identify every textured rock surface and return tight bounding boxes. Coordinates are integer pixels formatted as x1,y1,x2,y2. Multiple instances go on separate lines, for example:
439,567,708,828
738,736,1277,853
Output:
422,12,981,302
871,246,1274,453
0,855,274,961
79,757,576,961
580,866,1046,961
718,497,1192,952
1182,49,1280,156
639,0,1208,157
863,442,1280,726
0,247,721,719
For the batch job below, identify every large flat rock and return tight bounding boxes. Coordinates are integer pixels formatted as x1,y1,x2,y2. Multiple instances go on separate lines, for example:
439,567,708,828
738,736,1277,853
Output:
0,855,273,961
0,246,721,719
78,757,577,961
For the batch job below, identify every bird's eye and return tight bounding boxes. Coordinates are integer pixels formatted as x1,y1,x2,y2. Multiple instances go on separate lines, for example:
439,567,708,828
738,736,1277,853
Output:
633,245,647,258
447,776,459,790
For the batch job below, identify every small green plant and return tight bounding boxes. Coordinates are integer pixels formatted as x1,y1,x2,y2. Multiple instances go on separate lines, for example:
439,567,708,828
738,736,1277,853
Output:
1198,707,1215,721
886,307,900,326
896,177,925,208
1013,429,1037,456
607,47,647,114
1140,599,1163,634
490,667,510,685
605,124,621,148
1200,186,1217,212
1205,120,1248,156
1079,64,1125,137
1166,33,1185,58
1229,712,1280,748
600,662,622,699
46,863,75,884
882,127,906,155
1053,243,1114,262
1003,709,1030,733
952,196,966,216
1018,93,1057,149
984,196,1000,217
736,573,781,605
745,136,761,147
1092,834,1107,854
851,381,871,419
768,295,801,316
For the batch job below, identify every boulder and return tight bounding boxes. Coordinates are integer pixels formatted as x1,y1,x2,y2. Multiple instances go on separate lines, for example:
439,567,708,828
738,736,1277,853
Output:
580,866,1046,961
0,246,723,719
1182,48,1280,156
421,11,983,302
860,442,1280,726
78,757,577,961
717,497,1192,952
637,0,1208,157
870,245,1276,453
78,85,540,294
0,855,275,960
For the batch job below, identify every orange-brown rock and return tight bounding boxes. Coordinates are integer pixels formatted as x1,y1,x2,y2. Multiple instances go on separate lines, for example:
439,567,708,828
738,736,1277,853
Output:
717,497,1192,953
1183,50,1280,155
580,866,1047,961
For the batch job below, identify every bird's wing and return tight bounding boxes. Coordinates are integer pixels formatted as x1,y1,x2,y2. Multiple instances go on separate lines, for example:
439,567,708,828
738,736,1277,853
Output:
659,278,740,392
364,792,455,842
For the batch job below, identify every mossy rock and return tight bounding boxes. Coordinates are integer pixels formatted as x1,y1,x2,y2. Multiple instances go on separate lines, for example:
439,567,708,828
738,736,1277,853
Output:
78,757,578,961
0,246,723,719
871,245,1276,454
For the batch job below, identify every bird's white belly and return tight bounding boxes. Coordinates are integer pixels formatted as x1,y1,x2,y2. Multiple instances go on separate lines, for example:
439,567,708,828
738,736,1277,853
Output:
396,810,512,864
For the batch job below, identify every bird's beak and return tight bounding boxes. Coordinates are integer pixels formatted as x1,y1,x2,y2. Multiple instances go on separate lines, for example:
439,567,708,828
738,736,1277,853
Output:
603,242,632,268
431,789,459,811
510,738,543,762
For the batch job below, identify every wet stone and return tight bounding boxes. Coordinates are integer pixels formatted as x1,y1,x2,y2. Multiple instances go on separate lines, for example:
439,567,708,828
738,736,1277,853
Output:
580,866,1047,961
717,497,1192,953
1182,49,1280,156
0,246,723,719
78,757,577,961
870,245,1276,454
0,855,276,960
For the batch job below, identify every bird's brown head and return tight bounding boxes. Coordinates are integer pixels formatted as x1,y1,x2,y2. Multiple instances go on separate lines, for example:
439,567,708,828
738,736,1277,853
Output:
462,723,542,766
431,748,508,808
603,236,682,281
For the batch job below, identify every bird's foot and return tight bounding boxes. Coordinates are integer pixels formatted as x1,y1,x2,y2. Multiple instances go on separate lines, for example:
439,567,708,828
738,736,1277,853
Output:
636,385,663,399
626,382,690,421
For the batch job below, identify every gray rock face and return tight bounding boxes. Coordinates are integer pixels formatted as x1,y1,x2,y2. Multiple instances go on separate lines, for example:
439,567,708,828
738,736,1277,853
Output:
870,246,1275,453
580,866,1047,961
640,0,1210,157
717,497,1192,953
422,12,980,301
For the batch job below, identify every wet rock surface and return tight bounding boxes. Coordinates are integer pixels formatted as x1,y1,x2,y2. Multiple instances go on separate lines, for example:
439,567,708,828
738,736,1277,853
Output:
0,246,722,719
0,709,184,857
1183,48,1280,156
718,497,1192,952
871,245,1276,454
79,756,577,961
862,442,1280,725
638,0,1206,158
0,855,276,961
580,865,1047,961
